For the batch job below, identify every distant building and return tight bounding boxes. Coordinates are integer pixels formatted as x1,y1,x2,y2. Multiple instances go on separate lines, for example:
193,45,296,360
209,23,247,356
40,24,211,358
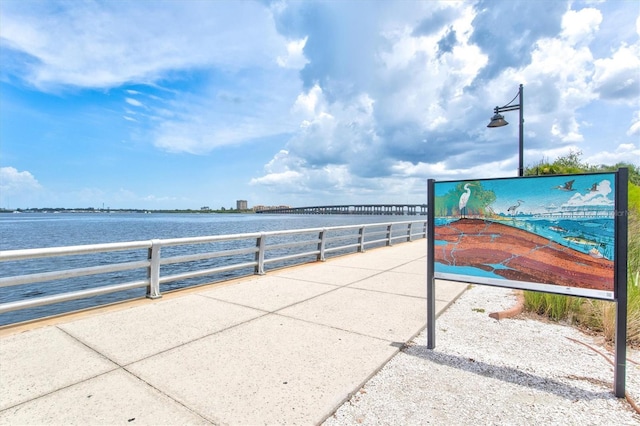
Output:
236,200,248,210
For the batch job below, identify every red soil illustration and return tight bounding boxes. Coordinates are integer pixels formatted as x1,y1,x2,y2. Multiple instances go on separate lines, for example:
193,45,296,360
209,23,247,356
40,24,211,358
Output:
435,218,614,291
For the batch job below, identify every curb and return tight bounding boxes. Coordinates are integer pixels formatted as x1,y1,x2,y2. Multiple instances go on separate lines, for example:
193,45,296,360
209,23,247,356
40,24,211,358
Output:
489,290,524,320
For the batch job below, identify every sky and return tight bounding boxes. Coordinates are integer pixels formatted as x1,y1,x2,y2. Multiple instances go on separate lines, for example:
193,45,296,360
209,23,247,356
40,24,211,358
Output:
1,0,638,210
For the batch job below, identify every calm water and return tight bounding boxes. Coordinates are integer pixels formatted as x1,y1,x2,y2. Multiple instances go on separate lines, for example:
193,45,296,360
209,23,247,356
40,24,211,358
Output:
0,212,425,325
0,212,413,250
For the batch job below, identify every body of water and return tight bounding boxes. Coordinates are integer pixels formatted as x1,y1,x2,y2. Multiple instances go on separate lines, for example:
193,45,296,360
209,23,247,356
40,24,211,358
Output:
1,212,417,250
0,212,425,325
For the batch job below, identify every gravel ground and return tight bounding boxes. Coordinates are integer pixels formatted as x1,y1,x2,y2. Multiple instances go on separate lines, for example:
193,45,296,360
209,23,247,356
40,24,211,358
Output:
324,285,640,425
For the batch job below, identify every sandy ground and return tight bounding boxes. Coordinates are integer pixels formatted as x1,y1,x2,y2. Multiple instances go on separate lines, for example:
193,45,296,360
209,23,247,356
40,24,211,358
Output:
324,285,640,426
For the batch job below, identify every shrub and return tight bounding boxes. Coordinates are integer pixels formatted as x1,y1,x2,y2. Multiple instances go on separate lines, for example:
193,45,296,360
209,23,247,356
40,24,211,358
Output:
523,152,640,345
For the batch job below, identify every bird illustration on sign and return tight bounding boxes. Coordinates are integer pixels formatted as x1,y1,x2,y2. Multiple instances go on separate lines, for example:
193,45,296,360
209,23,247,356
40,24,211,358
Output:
459,183,473,218
507,200,524,215
554,180,575,191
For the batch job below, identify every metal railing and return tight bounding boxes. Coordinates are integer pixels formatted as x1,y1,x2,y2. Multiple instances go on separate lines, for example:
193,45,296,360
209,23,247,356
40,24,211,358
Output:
0,220,427,322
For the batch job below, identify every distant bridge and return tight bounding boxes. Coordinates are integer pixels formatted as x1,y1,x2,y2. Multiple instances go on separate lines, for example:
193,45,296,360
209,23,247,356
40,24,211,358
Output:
255,204,428,215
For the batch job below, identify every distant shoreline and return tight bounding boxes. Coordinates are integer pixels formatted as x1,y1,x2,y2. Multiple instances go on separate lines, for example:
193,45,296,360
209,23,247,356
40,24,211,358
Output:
0,209,253,214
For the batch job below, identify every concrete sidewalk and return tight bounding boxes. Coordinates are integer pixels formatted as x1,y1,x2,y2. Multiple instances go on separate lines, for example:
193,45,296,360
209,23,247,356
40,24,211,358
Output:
0,241,466,425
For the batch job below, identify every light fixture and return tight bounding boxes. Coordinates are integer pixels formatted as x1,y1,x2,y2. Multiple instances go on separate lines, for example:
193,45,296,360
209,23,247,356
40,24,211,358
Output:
487,112,508,128
487,84,524,176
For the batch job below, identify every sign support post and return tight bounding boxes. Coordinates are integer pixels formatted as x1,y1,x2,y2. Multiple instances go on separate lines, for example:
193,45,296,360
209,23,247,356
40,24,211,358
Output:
615,167,628,398
427,179,436,349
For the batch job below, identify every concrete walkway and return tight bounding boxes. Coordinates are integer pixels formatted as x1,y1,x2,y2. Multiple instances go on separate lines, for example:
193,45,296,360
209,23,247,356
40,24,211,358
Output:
0,241,466,425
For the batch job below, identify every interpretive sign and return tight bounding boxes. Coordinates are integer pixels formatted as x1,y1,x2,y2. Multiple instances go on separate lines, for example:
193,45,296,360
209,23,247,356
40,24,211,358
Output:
426,169,628,397
432,172,617,300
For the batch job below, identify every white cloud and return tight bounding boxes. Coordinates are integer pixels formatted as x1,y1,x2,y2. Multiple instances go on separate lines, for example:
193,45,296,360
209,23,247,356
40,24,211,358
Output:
249,149,306,188
376,4,487,130
0,166,42,193
525,144,582,164
592,44,640,102
277,36,309,69
0,1,290,90
125,97,143,107
584,143,640,166
561,8,602,45
494,8,604,145
249,148,356,197
292,84,323,117
629,112,640,136
142,194,179,202
250,170,303,186
387,154,520,182
286,88,379,171
252,2,639,203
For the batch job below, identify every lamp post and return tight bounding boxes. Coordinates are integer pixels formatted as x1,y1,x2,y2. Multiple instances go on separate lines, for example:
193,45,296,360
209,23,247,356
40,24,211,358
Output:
487,84,524,176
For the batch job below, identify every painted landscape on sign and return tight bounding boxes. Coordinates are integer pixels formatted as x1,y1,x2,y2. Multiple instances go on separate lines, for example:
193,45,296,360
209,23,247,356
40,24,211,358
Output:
433,173,616,300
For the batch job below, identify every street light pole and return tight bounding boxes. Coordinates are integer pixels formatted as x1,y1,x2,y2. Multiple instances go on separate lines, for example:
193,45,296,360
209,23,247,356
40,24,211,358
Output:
487,84,524,176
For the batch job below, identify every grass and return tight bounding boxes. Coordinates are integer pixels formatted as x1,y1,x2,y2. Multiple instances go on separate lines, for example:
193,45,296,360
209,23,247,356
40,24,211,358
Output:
521,155,640,345
524,292,583,322
523,211,640,346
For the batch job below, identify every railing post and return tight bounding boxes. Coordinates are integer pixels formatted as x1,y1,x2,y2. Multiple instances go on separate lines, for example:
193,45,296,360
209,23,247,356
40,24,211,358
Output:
255,234,266,275
358,226,365,253
407,223,412,242
147,239,162,299
386,224,392,246
317,229,326,261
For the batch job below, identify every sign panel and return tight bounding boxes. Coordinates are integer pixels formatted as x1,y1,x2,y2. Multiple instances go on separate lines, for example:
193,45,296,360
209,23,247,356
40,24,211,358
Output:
432,172,616,300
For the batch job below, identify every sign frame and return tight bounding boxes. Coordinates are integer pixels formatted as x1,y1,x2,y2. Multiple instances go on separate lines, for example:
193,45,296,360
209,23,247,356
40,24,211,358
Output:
426,168,628,397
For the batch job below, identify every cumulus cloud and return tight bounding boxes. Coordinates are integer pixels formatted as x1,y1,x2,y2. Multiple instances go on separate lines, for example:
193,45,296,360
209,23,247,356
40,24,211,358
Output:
0,166,42,193
560,8,602,46
592,44,640,101
247,0,638,204
261,2,501,186
250,170,303,186
629,112,640,136
277,37,309,69
584,143,640,166
292,84,323,117
468,0,565,83
505,8,603,144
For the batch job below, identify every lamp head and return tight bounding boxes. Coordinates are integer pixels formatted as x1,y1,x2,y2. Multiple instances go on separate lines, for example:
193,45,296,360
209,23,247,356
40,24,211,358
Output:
487,112,509,128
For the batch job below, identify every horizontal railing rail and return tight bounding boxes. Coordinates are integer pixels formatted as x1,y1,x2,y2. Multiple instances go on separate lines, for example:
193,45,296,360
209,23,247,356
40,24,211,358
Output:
0,220,427,325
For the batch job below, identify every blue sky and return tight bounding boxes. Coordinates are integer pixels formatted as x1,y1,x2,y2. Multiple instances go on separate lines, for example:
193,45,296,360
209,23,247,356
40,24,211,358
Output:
1,0,638,210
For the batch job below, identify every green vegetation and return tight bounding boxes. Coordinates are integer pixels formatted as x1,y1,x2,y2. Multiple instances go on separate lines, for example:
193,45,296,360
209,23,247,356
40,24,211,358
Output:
523,151,640,346
434,181,496,216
